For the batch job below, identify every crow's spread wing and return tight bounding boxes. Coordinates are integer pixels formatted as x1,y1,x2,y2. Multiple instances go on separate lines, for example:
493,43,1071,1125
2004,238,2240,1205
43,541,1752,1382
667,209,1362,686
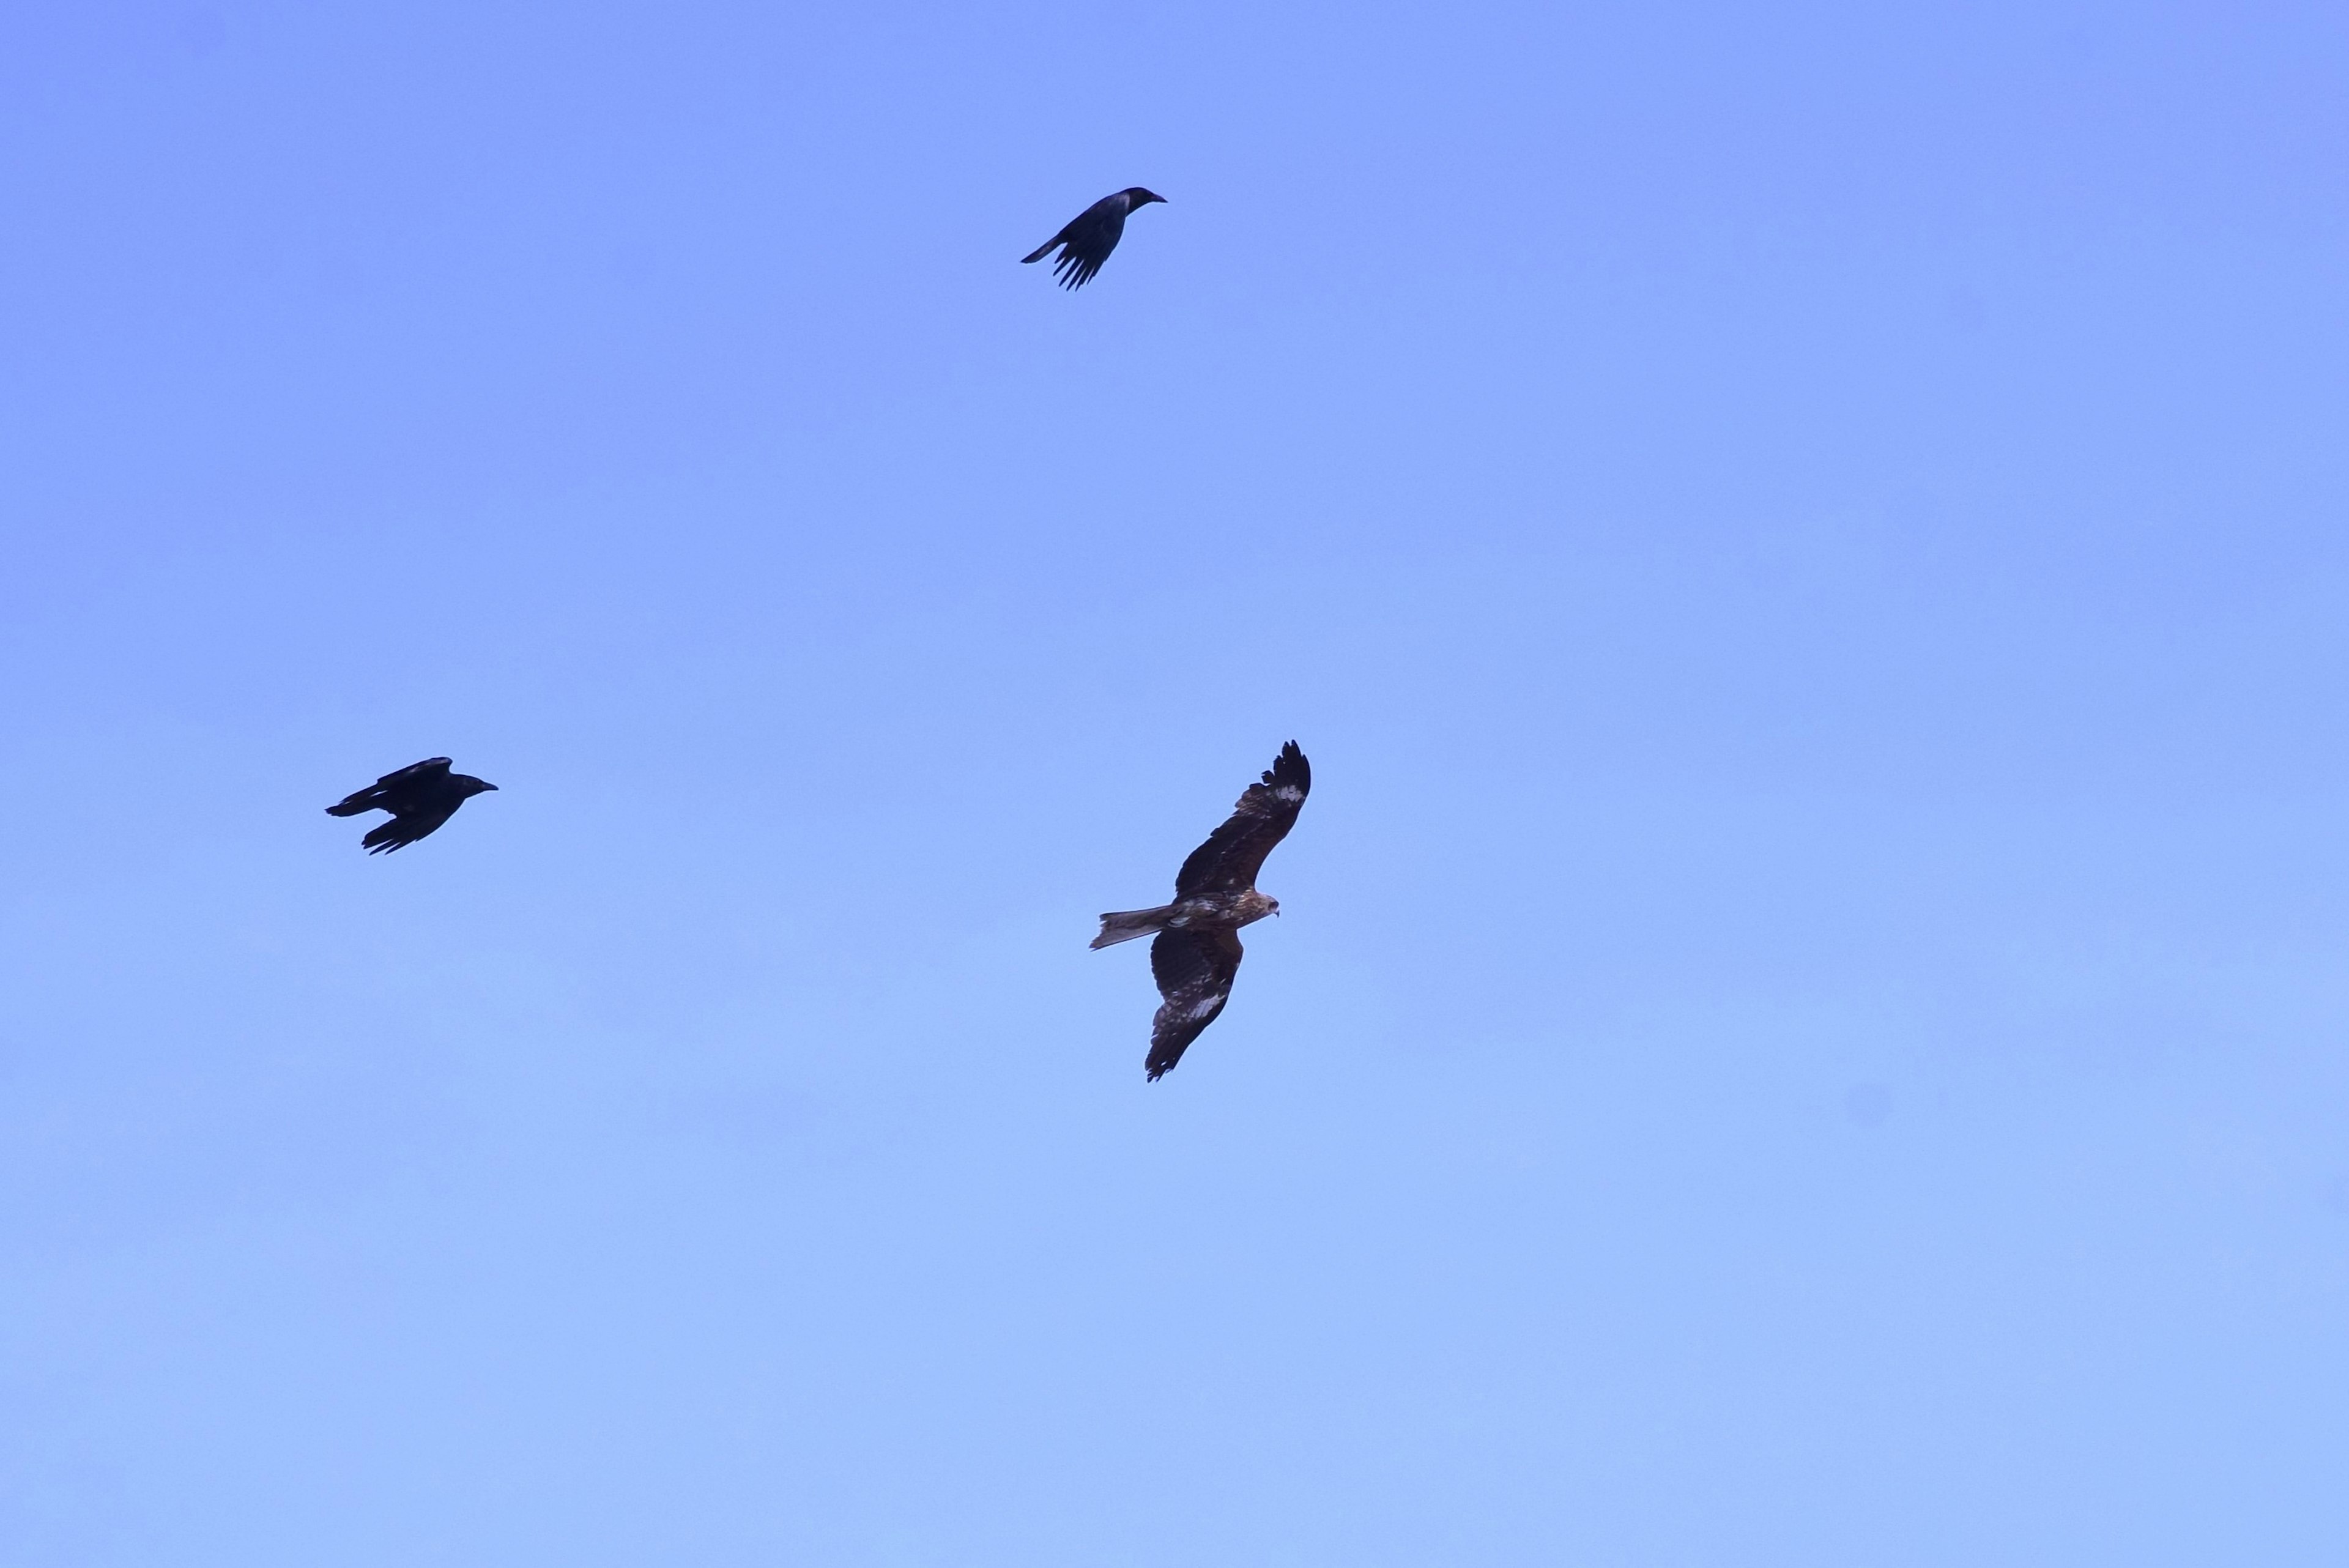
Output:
360,806,458,855
327,757,452,816
1049,214,1121,289
1021,195,1126,290
376,757,452,790
1174,741,1310,896
1148,927,1243,1080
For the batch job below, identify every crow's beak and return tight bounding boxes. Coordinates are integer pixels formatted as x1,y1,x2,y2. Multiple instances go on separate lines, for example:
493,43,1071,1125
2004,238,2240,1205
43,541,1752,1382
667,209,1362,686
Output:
481,782,500,792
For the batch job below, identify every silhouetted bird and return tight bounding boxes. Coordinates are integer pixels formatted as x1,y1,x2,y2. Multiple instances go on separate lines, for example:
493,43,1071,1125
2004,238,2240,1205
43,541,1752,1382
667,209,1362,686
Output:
1093,741,1310,1080
325,757,497,854
1022,187,1166,289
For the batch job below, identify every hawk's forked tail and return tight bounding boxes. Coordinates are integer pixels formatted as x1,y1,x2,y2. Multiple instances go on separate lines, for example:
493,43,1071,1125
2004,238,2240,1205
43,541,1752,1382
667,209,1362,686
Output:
1091,905,1173,949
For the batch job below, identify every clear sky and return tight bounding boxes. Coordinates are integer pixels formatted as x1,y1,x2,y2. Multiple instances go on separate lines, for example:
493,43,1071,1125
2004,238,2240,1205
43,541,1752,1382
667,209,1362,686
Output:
4,1,2348,1562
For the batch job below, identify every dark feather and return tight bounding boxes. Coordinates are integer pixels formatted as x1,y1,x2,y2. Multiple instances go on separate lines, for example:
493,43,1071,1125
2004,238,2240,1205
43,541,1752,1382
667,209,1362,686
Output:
1147,928,1242,1080
1020,187,1164,291
327,757,453,816
1174,741,1310,896
325,756,495,853
361,808,456,854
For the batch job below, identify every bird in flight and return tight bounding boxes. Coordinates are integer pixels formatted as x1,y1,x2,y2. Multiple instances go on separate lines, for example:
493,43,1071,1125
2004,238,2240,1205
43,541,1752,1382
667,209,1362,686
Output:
1093,741,1310,1080
1022,187,1167,289
325,757,497,854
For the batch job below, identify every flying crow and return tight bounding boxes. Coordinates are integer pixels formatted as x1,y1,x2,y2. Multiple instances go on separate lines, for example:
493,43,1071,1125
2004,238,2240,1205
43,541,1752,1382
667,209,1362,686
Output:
326,757,497,854
1022,187,1166,289
1092,741,1310,1079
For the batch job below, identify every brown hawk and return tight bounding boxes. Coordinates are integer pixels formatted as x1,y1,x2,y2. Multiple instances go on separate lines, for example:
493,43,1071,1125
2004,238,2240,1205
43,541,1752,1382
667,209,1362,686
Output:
1092,741,1310,1079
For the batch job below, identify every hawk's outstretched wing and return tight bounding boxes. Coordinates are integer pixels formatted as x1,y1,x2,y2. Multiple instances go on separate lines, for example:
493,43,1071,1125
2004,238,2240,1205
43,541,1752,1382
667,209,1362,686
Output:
1148,927,1243,1080
326,757,452,817
1174,741,1310,896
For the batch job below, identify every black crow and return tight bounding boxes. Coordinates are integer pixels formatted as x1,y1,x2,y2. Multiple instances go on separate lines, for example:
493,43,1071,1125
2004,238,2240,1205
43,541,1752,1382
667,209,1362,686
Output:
1022,188,1166,289
326,757,497,854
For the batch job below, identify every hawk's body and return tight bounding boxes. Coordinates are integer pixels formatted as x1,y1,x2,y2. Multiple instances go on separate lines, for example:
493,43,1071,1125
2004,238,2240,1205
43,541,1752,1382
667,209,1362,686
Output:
1093,742,1310,1079
1022,187,1166,290
325,757,497,853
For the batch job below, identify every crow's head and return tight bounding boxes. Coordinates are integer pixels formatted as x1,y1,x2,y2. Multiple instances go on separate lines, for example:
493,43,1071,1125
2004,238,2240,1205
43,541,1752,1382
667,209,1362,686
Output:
456,775,499,797
1124,188,1167,207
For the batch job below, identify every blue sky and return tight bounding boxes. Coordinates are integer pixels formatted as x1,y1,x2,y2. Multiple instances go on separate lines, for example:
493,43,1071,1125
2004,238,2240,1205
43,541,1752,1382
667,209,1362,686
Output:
5,1,2348,1562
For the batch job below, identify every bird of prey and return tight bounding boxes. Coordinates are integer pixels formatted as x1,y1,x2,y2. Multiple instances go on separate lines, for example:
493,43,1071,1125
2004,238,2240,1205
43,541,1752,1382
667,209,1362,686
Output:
325,757,497,854
1022,187,1167,289
1092,741,1310,1080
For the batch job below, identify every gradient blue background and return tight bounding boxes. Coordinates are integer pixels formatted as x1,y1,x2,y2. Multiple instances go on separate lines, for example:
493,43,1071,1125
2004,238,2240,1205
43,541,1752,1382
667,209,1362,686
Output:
6,2,2348,1562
